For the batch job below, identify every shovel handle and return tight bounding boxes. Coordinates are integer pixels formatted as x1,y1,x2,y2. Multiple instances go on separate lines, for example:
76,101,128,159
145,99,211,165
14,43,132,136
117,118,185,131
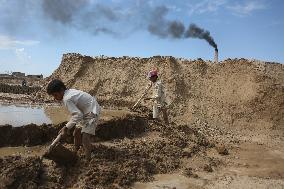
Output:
50,133,64,149
132,93,146,109
132,84,152,109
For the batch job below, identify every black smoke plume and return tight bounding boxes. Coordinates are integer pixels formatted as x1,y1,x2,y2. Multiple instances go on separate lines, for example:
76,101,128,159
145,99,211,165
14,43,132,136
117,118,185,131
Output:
0,0,218,49
42,0,87,25
185,24,218,50
147,6,217,49
147,6,185,39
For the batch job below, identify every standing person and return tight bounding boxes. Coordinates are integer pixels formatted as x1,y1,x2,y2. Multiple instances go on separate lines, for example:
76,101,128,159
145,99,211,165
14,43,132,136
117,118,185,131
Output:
22,79,27,87
46,79,101,161
144,69,169,124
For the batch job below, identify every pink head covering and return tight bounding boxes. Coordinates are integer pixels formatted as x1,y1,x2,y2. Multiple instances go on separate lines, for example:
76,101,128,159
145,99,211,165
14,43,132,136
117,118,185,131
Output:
147,70,158,79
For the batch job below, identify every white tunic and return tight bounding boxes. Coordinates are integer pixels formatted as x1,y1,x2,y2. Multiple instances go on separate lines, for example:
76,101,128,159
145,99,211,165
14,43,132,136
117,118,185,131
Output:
145,80,167,119
63,89,101,135
151,80,166,107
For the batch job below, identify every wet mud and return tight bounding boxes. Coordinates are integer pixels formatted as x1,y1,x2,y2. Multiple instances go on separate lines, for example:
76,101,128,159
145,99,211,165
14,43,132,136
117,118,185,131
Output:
0,114,212,189
0,123,61,147
0,156,42,189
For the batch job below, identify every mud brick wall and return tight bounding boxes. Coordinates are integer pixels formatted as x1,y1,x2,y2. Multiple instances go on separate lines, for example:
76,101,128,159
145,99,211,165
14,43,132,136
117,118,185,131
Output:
0,76,43,86
0,83,41,95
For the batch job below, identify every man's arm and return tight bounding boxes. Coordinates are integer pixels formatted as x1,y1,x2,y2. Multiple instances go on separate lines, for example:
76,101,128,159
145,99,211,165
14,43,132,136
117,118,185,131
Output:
92,96,101,116
64,100,83,130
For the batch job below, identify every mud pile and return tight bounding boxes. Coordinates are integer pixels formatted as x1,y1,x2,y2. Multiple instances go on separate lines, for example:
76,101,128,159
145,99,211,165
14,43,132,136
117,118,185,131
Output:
0,83,41,95
0,115,213,188
71,121,211,188
0,156,42,189
0,123,61,147
0,156,67,189
96,115,147,140
39,54,283,134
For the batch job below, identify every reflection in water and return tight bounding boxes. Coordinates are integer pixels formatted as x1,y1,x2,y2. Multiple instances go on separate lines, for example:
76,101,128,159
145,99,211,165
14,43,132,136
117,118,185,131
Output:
0,104,69,127
0,104,131,127
44,105,70,125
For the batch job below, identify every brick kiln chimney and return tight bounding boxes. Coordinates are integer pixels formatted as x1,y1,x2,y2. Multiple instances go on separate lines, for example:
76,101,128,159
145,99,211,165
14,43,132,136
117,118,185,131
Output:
214,48,218,63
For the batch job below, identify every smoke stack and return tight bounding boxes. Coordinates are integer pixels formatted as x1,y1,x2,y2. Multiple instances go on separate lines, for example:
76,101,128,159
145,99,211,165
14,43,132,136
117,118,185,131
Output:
214,48,218,63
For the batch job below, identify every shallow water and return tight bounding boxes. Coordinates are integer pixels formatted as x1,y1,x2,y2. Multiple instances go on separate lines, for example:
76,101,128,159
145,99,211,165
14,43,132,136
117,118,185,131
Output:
0,104,69,126
0,104,132,127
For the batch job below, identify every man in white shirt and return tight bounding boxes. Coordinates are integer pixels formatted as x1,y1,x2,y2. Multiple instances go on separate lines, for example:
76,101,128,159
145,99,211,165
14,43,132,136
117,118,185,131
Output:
47,79,101,161
143,70,169,124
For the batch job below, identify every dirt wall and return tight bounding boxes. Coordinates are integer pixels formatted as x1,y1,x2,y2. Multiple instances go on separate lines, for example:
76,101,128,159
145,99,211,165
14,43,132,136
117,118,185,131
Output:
0,76,43,87
0,83,41,95
39,54,284,131
0,124,61,147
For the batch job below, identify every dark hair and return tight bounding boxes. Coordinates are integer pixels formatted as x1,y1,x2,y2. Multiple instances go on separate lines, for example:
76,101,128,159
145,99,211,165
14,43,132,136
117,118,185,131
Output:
46,79,66,95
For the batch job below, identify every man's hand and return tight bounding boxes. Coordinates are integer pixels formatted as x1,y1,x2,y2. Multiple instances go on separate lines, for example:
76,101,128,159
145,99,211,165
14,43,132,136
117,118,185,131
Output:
59,126,68,136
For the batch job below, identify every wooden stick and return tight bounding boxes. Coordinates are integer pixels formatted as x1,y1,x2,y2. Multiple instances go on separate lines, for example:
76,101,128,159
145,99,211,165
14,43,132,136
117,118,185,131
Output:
49,133,63,149
132,84,152,109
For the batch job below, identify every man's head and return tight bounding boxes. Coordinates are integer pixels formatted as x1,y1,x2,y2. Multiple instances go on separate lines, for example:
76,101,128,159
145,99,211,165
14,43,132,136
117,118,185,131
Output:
147,70,158,82
46,79,66,101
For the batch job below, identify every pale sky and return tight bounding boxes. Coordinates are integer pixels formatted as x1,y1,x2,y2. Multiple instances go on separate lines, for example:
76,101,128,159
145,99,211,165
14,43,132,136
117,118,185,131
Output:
0,0,283,76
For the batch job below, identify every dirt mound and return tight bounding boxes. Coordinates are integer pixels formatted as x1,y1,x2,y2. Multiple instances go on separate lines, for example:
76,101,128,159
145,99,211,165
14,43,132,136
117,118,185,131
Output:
0,115,146,148
43,143,78,166
0,156,66,189
0,114,214,188
38,54,283,134
0,156,42,189
96,115,147,140
0,124,61,147
64,120,211,188
0,83,41,95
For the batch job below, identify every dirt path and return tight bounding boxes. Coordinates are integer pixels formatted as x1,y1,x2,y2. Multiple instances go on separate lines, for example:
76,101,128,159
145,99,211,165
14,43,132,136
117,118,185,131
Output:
132,125,284,189
202,124,284,189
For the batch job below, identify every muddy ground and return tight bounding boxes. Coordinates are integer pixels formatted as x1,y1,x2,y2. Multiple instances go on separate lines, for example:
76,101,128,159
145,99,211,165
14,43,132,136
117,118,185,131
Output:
0,110,214,188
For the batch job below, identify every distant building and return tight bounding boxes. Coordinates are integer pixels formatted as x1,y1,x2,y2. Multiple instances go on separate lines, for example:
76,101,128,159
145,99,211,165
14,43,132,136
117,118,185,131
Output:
27,74,43,79
12,72,25,77
153,55,161,58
